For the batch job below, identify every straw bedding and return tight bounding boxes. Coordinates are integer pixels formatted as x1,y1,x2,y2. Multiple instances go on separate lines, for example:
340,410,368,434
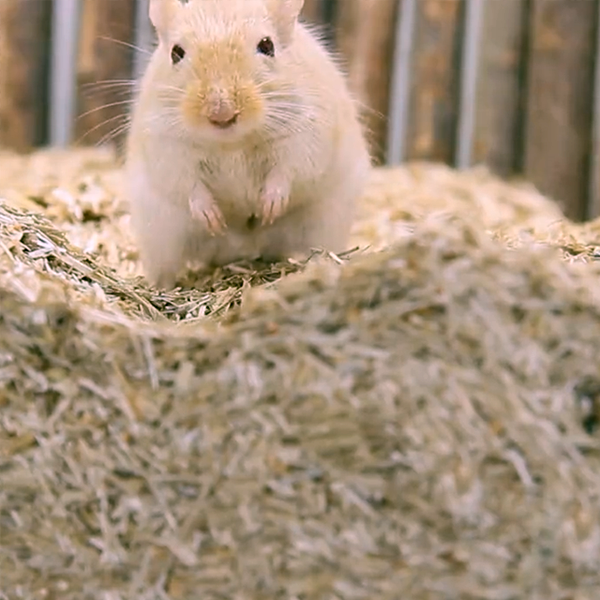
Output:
1,147,600,599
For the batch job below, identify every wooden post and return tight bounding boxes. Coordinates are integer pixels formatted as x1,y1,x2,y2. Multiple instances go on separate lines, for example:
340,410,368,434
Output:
0,0,52,152
335,0,398,164
74,0,137,149
472,0,528,176
405,0,463,164
523,0,596,221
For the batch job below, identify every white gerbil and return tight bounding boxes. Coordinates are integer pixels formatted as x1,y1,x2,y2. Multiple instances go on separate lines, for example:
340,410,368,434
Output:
125,0,371,289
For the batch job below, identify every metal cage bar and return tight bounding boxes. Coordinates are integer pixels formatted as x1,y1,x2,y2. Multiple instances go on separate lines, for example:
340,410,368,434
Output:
588,0,600,219
49,0,81,147
386,0,417,165
455,0,484,170
42,0,600,222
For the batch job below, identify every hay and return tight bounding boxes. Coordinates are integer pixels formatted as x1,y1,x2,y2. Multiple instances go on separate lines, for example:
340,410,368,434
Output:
1,148,600,599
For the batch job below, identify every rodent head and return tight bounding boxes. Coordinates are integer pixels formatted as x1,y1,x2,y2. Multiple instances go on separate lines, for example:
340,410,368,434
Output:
147,0,306,144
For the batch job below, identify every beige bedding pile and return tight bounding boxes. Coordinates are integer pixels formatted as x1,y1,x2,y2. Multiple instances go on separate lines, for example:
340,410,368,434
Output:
1,148,599,599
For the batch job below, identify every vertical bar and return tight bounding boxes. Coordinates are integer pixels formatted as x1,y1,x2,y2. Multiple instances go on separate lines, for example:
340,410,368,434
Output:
49,0,81,147
514,0,532,177
587,0,600,219
134,0,154,81
524,0,595,221
386,0,418,165
405,0,463,163
455,0,484,169
473,0,527,176
335,0,398,164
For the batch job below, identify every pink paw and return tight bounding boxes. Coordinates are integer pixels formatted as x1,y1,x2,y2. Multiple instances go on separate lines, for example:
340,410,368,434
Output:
189,193,226,236
260,180,290,226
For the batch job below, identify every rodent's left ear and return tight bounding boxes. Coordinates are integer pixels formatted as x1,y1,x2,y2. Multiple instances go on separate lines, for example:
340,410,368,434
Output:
149,0,180,42
268,0,305,46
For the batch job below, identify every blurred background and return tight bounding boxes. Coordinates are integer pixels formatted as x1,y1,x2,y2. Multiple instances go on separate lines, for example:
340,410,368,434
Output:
0,0,599,222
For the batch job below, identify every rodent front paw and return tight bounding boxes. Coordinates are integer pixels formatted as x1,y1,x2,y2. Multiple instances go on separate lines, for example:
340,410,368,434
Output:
260,183,290,226
189,193,227,236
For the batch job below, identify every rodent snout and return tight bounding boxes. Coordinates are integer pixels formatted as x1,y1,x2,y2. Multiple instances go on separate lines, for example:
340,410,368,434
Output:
207,100,240,130
181,76,263,136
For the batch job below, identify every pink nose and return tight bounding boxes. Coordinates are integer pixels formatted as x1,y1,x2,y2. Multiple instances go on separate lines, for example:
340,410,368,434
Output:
208,103,239,129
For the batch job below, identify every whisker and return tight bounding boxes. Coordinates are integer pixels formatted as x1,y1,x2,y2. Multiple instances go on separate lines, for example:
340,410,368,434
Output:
79,81,139,105
354,99,383,120
143,112,183,132
75,113,130,145
265,109,311,127
156,84,186,96
99,36,153,56
81,79,137,90
76,100,135,121
265,105,309,117
96,120,132,148
81,87,137,101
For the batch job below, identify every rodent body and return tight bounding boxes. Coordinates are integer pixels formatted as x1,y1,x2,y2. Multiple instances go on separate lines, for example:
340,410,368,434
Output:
125,0,371,288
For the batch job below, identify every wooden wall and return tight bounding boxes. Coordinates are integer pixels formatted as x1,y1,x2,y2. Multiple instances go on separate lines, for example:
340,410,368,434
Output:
0,0,599,221
74,0,137,146
0,0,52,152
523,0,597,221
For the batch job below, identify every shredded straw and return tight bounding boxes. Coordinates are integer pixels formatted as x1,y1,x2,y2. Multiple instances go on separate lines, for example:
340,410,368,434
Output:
1,148,600,599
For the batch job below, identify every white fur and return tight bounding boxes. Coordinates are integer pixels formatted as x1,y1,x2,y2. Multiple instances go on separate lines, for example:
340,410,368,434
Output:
125,1,371,288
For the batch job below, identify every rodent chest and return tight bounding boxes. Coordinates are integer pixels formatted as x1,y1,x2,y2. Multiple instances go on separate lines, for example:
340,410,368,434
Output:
198,154,272,224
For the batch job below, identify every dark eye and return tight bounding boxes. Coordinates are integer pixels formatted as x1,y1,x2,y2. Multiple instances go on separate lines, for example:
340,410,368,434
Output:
171,44,186,64
257,37,275,57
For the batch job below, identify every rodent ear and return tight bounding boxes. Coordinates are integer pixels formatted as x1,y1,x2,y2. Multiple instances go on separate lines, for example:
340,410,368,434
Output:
268,0,305,46
149,0,180,41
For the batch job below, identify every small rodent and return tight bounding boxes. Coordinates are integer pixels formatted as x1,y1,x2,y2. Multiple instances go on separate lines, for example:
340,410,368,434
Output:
125,0,372,289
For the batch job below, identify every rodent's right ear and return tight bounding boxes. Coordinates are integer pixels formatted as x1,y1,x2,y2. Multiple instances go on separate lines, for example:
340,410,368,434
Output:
149,0,179,41
268,0,305,46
